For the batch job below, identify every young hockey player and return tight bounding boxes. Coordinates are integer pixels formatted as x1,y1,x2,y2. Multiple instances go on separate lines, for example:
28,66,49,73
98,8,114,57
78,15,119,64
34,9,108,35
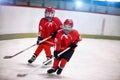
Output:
28,7,62,65
47,19,81,75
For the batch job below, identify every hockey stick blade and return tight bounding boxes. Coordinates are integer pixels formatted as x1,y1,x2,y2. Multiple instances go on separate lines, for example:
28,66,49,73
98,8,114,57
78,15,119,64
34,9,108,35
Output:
3,56,13,59
43,59,52,65
17,73,27,77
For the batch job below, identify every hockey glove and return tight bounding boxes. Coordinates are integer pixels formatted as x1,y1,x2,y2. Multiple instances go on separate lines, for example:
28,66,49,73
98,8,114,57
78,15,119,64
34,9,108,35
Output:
54,51,60,59
37,36,43,45
69,43,77,49
50,31,57,38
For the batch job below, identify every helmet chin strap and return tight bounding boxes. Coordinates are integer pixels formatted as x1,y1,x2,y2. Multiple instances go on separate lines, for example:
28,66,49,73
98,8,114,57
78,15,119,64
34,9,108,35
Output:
63,29,71,35
45,16,52,22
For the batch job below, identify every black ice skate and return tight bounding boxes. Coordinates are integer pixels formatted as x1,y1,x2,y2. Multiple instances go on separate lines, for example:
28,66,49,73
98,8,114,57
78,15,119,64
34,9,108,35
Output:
28,54,36,63
57,67,63,75
43,57,52,65
47,68,57,74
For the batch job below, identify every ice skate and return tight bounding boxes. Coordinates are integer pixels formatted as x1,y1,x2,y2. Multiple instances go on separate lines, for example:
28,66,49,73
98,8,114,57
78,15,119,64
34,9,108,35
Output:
57,67,63,75
43,57,52,65
47,68,57,74
28,54,36,64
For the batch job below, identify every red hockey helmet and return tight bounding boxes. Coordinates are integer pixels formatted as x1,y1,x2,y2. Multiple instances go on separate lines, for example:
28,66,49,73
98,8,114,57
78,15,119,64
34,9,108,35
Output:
45,7,55,13
64,19,73,27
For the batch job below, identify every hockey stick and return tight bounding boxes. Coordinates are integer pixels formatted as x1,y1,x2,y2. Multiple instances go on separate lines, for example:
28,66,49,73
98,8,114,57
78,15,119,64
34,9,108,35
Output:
3,36,51,59
43,47,70,65
17,47,70,77
17,65,41,77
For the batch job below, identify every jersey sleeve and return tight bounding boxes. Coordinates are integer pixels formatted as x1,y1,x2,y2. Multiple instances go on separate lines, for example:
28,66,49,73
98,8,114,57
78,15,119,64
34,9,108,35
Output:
56,17,62,29
38,18,46,38
53,17,62,31
54,30,63,51
72,30,81,44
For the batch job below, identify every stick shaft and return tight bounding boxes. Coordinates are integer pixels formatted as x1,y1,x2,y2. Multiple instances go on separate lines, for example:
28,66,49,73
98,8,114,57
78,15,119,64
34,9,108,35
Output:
43,47,70,65
13,44,36,57
14,36,51,57
4,36,51,58
17,64,41,77
58,47,70,56
38,36,51,44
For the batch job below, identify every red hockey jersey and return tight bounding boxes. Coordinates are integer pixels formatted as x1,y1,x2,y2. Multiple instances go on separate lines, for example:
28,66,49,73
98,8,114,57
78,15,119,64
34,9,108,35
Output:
38,17,62,46
55,29,81,52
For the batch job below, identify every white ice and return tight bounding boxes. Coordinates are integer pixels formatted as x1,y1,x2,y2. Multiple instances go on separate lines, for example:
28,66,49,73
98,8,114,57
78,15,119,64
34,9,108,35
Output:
0,38,120,80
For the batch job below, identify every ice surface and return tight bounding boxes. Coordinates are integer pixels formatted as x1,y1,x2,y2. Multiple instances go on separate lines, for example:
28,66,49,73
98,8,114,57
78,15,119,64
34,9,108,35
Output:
0,38,120,80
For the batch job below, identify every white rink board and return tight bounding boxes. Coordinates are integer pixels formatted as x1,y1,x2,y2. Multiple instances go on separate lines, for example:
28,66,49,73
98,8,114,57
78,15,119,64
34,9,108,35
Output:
0,5,120,36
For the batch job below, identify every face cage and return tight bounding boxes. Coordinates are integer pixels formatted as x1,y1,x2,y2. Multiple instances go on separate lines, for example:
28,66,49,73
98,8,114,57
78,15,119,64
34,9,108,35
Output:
62,24,72,35
45,11,55,17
